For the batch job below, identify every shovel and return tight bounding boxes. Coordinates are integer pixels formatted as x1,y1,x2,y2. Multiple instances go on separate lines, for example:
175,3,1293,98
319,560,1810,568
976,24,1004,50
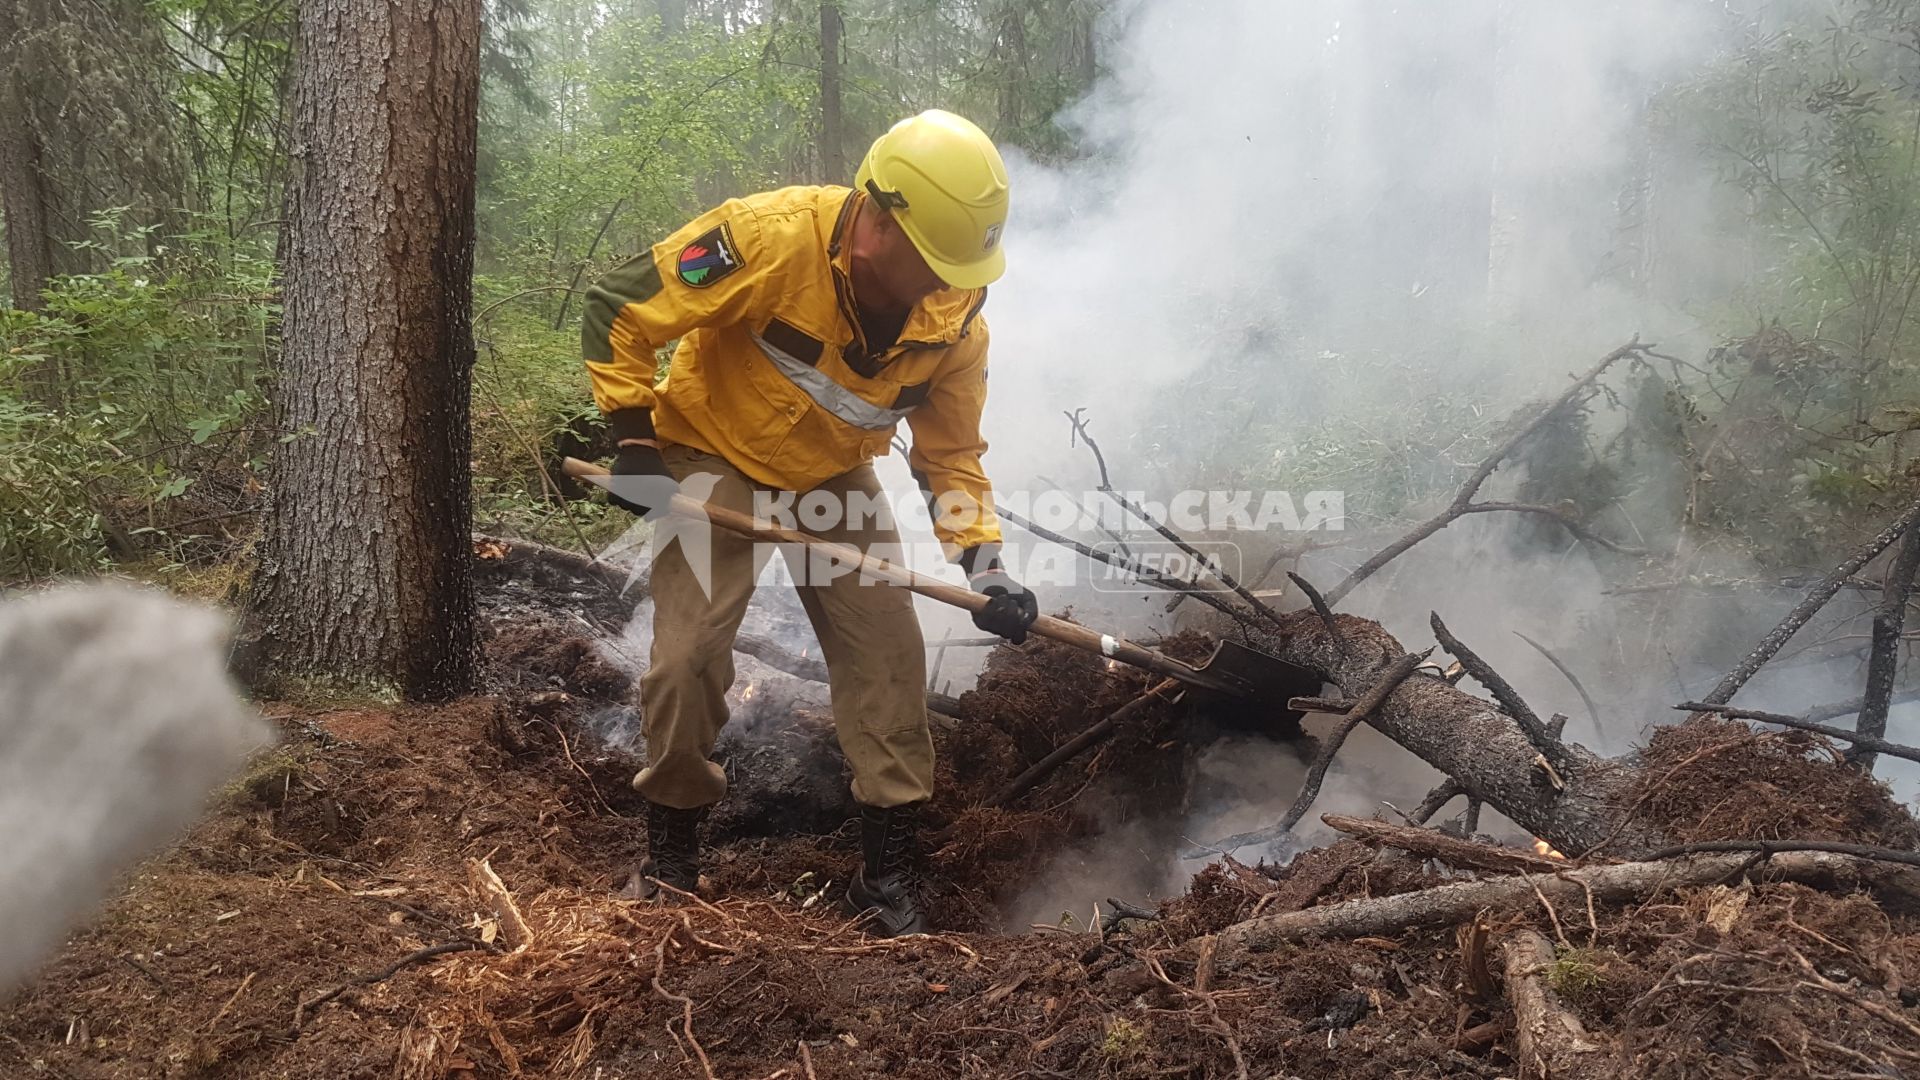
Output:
560,457,1319,703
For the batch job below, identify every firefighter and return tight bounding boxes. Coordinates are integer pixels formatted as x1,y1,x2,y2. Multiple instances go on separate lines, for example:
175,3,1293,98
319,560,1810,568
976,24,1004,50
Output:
581,110,1038,936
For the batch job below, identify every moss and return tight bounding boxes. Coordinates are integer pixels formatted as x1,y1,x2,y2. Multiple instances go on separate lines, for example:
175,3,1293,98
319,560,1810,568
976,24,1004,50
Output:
1548,946,1606,1003
1100,1016,1147,1060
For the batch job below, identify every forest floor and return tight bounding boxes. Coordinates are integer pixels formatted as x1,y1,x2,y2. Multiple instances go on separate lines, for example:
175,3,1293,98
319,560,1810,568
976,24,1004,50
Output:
3,550,1920,1079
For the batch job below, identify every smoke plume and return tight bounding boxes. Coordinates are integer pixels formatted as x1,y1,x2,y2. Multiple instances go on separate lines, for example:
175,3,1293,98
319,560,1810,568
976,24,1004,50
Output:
0,585,270,992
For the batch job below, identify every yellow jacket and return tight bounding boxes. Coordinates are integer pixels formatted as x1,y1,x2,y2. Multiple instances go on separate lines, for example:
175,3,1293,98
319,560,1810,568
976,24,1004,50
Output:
582,185,1002,556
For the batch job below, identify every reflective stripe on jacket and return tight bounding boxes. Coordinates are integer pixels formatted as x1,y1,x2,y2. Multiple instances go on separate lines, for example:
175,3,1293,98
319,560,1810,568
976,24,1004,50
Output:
582,185,1001,555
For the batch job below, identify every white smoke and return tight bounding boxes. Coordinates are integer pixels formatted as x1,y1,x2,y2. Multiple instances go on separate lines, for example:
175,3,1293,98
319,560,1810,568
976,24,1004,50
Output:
948,0,1874,913
0,585,270,992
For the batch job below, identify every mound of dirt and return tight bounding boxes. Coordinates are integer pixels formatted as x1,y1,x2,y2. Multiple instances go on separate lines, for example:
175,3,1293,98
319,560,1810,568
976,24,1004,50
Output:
1628,718,1920,849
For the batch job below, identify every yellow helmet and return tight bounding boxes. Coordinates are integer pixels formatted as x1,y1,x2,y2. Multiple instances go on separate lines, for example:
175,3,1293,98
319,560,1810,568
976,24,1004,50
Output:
855,110,1009,289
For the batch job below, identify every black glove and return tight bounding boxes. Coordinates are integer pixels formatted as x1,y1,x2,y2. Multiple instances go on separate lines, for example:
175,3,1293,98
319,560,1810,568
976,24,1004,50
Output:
962,545,1039,644
602,408,676,518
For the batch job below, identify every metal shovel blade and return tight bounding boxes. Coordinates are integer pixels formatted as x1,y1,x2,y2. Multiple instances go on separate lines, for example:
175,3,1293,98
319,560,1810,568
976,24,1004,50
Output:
1191,639,1322,704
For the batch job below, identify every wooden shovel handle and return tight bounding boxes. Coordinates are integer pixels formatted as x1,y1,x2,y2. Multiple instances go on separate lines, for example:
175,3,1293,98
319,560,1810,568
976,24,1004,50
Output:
560,456,1230,693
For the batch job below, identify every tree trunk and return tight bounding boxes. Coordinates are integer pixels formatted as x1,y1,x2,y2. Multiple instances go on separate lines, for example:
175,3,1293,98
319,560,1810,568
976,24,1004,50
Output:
243,0,481,700
0,119,53,312
1247,611,1655,857
0,0,52,312
818,2,845,182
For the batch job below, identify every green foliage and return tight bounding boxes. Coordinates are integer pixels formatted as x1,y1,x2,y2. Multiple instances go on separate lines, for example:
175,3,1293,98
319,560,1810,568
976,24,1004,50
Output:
0,214,275,579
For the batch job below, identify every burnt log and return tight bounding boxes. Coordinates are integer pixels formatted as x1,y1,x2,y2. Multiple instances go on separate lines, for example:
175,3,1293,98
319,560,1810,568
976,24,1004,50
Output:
1241,609,1655,857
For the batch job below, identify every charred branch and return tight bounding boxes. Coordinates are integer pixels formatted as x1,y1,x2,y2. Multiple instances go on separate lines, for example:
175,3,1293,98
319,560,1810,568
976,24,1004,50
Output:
1323,339,1650,607
1701,495,1920,706
1410,778,1465,825
1853,523,1920,771
1430,612,1564,770
1064,408,1290,629
1806,687,1920,722
1323,814,1565,875
995,504,1247,623
1512,631,1602,733
1288,571,1350,655
1457,502,1646,555
1277,650,1432,833
1673,703,1920,766
1638,839,1920,869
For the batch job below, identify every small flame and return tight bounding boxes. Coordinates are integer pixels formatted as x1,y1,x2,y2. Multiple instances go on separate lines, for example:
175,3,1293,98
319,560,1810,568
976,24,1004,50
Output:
1533,838,1567,860
741,683,757,702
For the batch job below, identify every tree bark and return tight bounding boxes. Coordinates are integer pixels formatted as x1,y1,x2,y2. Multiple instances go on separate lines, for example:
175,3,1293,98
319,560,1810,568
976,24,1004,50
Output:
818,2,845,182
1208,851,1857,963
1852,522,1920,771
0,0,52,312
244,0,482,699
1246,611,1654,857
1502,929,1605,1079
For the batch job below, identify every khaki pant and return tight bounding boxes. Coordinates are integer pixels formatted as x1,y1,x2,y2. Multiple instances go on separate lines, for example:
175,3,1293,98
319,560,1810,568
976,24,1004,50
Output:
634,446,935,810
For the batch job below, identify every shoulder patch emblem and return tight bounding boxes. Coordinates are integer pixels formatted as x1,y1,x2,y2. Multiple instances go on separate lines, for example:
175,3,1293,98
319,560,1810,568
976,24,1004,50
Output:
677,223,742,288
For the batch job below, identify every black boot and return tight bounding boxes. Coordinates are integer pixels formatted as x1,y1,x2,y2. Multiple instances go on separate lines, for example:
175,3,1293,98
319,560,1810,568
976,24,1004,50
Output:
847,803,930,937
622,801,706,901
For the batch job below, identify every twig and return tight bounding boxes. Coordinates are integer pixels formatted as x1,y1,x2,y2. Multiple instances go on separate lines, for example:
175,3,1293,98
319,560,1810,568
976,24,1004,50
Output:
1672,703,1920,765
995,504,1246,621
1852,521,1920,771
1461,797,1483,835
1101,897,1162,934
989,679,1180,807
1288,695,1354,712
1064,409,1288,628
1063,407,1112,488
1278,650,1433,832
1409,778,1464,826
1785,947,1920,1042
1518,870,1571,949
1457,502,1647,554
1430,612,1563,768
1288,572,1350,655
1701,494,1920,705
1804,686,1920,722
1511,631,1602,733
1141,954,1250,1080
292,941,485,1032
653,915,717,1080
1324,339,1647,606
1639,838,1920,869
542,719,618,817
